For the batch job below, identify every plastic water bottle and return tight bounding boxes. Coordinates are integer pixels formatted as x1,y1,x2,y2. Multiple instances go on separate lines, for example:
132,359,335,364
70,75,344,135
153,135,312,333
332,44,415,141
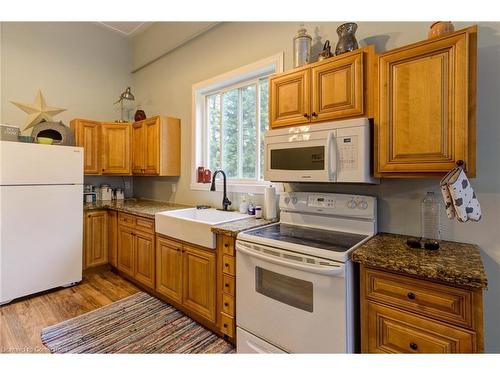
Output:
421,192,441,240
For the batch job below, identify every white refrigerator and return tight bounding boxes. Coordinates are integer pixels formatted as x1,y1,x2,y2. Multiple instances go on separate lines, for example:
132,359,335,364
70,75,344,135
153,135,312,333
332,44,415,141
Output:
0,141,83,305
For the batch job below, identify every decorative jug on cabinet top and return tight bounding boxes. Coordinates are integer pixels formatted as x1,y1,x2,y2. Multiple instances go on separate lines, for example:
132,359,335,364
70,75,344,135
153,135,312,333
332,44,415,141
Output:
335,22,359,55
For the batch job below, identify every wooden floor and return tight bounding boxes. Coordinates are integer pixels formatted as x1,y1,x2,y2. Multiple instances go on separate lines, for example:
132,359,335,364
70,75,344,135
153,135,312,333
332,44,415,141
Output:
0,267,139,353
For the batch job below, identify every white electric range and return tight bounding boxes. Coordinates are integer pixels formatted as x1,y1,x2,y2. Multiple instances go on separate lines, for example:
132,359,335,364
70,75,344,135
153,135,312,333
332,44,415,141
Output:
235,192,377,353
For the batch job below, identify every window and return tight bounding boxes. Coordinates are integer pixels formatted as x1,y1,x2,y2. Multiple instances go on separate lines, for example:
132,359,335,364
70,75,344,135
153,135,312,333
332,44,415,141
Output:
192,53,283,193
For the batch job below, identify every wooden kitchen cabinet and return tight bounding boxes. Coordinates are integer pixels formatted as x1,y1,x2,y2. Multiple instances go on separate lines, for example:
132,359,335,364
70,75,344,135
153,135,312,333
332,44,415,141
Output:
269,46,375,128
70,119,100,175
83,210,108,269
360,265,484,353
156,236,183,304
376,26,477,177
131,116,181,176
101,122,131,175
217,235,237,340
117,225,135,278
134,231,155,289
108,210,118,267
182,244,216,323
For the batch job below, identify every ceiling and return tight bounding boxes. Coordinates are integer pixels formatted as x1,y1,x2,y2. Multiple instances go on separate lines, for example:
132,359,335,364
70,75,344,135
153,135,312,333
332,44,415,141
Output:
98,22,153,38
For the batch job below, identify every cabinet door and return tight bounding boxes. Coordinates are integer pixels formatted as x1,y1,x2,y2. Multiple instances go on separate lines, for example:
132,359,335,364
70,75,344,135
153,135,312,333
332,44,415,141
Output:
366,302,475,353
101,123,131,174
144,117,160,175
269,68,311,128
71,119,100,175
377,27,476,176
182,244,216,323
108,211,118,267
131,121,145,174
134,231,155,289
117,226,135,277
84,211,108,268
311,49,364,122
156,237,183,303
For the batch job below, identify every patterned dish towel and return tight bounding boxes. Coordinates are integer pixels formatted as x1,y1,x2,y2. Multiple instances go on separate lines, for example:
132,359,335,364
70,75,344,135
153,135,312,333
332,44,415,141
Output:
440,166,481,222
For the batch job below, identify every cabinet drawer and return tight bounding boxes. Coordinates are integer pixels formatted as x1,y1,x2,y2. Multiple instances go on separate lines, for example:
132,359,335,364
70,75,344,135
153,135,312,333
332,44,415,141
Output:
222,255,235,276
222,274,235,296
364,268,473,328
221,236,235,256
118,213,135,228
366,302,475,353
135,217,154,234
220,313,235,338
222,293,235,316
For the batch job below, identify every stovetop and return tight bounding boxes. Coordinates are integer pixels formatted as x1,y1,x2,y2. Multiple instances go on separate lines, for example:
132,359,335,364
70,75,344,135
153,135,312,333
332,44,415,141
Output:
242,223,369,253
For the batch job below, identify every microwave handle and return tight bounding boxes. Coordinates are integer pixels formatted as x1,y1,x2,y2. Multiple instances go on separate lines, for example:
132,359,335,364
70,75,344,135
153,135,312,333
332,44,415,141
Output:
327,131,337,181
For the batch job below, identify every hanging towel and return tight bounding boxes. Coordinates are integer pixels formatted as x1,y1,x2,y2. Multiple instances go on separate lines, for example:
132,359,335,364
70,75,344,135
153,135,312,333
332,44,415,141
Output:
440,166,481,222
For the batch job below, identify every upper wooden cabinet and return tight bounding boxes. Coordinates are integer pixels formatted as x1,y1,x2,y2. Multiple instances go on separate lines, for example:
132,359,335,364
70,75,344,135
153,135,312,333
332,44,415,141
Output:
131,116,181,176
70,119,100,175
101,122,131,175
269,46,375,128
376,26,477,178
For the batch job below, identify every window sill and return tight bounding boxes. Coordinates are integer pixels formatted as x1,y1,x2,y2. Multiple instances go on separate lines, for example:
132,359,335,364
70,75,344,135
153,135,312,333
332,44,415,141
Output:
190,181,284,195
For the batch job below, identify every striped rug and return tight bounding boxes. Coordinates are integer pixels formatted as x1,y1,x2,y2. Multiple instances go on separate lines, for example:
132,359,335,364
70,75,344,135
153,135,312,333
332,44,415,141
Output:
41,292,235,354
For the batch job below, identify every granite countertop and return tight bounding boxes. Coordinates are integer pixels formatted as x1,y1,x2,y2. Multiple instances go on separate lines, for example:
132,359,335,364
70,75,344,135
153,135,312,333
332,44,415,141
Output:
211,217,278,237
84,198,191,219
352,233,488,289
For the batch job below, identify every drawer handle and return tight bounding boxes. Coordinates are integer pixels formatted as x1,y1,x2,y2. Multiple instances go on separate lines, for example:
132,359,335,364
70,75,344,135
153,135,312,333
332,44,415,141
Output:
223,323,228,328
407,292,416,300
409,342,418,351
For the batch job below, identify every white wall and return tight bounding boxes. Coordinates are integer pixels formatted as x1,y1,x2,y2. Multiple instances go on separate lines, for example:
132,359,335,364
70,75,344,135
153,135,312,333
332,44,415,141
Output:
0,22,132,130
130,21,500,352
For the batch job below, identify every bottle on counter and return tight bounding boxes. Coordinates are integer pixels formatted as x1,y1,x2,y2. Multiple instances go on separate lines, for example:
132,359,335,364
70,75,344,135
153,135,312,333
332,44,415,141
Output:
247,193,255,215
421,192,442,241
255,205,262,219
239,195,249,214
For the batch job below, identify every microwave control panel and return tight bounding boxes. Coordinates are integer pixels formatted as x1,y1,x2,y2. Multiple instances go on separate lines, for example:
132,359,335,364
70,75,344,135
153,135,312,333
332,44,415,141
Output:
337,135,358,171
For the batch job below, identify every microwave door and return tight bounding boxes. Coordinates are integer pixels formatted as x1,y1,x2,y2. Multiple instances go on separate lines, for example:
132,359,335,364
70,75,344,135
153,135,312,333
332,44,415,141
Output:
265,138,331,182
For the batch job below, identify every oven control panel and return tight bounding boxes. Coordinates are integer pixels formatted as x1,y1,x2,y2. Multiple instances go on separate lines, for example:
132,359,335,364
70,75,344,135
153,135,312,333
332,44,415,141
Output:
280,192,376,219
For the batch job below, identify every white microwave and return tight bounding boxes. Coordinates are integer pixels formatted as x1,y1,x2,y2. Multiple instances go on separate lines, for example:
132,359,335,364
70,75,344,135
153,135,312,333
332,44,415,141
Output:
264,118,378,183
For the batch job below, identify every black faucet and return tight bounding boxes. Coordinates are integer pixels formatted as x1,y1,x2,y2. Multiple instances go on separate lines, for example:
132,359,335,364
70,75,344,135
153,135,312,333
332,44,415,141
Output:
210,170,231,211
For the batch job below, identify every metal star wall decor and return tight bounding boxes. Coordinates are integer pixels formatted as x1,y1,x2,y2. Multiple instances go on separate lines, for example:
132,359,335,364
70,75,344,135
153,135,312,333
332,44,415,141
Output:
11,90,66,131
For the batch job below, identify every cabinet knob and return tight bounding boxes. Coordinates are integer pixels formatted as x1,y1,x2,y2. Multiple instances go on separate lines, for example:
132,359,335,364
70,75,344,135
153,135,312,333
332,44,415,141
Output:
223,324,228,328
225,283,230,288
409,342,418,351
407,292,416,300
224,243,229,248
311,112,318,117
303,113,310,119
224,263,229,268
224,302,229,307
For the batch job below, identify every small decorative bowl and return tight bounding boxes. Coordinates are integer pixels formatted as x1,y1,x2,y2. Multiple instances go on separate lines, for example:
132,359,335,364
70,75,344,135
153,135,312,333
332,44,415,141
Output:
36,137,54,145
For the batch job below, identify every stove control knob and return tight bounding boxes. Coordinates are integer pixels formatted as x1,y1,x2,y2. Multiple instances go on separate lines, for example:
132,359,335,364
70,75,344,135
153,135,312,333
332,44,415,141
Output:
284,197,290,204
346,199,357,209
291,197,298,204
359,200,368,210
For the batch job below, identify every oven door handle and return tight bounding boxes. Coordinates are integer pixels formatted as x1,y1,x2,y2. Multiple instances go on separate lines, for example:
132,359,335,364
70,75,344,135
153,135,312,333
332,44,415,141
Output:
236,242,345,276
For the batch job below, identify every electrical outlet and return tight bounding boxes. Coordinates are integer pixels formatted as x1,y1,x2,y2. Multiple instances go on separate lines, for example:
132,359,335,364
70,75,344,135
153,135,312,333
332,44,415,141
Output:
124,181,131,190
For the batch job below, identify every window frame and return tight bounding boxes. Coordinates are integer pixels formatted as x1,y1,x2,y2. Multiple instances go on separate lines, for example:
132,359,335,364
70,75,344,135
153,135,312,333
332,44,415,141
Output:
191,53,284,194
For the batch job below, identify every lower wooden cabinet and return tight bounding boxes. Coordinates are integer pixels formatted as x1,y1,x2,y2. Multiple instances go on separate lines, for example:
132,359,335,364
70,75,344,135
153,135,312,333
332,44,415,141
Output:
361,265,484,353
108,211,118,267
155,235,217,324
134,231,155,289
83,210,108,269
156,237,183,303
117,225,135,277
182,244,216,322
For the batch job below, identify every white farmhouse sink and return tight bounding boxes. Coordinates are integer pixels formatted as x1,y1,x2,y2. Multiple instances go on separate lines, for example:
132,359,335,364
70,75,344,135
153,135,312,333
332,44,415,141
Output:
155,208,248,249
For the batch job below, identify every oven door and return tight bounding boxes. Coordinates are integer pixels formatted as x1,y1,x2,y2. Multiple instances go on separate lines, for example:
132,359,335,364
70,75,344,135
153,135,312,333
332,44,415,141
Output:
236,240,352,353
264,130,337,182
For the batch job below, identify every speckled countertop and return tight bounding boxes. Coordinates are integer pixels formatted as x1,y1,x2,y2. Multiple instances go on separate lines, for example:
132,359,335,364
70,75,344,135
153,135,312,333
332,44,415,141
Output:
84,198,191,219
352,233,488,289
211,217,278,237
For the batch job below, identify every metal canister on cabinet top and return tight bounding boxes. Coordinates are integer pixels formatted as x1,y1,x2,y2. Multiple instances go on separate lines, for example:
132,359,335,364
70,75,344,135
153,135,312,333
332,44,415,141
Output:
293,25,312,68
